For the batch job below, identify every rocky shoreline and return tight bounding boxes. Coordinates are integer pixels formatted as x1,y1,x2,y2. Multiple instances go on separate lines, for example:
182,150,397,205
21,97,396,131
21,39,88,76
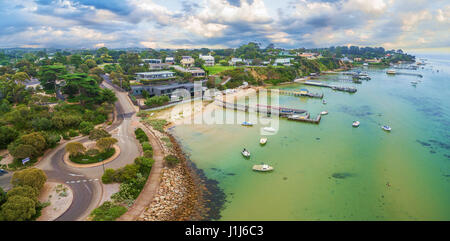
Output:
139,126,226,221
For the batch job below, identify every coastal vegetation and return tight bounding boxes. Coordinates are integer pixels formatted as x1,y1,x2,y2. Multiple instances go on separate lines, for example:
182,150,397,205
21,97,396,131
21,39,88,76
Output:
66,137,118,164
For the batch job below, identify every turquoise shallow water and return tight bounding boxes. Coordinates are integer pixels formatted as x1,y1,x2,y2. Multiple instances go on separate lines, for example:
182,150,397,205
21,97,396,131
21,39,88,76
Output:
172,54,450,220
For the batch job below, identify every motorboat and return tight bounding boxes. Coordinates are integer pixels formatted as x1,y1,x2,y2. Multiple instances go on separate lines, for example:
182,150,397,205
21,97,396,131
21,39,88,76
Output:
242,121,253,126
242,149,251,158
322,99,327,104
386,70,396,74
260,138,267,145
263,127,276,132
252,164,274,172
321,111,328,115
352,121,360,127
381,125,392,131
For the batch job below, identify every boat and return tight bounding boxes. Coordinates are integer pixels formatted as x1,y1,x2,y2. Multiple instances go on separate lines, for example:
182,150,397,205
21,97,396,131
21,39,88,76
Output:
322,99,327,104
242,121,253,126
363,63,368,66
263,127,276,132
242,149,251,157
411,81,418,85
352,121,360,127
252,164,274,172
386,70,396,74
381,125,392,131
320,111,328,115
260,138,267,145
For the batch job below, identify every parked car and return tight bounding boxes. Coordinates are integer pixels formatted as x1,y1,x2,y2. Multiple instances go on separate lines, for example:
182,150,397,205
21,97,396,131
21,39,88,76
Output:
0,169,7,176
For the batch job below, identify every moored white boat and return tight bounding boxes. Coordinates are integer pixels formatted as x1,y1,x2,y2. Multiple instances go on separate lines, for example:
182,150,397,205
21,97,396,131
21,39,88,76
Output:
321,111,328,115
352,121,360,127
260,138,267,145
242,149,251,157
263,127,276,132
381,125,392,131
252,164,274,172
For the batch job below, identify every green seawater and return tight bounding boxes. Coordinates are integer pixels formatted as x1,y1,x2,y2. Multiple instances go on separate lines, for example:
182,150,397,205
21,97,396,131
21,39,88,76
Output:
171,54,450,220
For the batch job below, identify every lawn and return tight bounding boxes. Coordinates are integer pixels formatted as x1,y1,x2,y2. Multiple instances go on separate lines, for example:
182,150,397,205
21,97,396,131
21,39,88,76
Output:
70,148,115,164
205,65,236,75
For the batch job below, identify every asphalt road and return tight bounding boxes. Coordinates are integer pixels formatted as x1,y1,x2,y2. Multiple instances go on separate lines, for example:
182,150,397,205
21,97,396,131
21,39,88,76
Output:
1,78,140,221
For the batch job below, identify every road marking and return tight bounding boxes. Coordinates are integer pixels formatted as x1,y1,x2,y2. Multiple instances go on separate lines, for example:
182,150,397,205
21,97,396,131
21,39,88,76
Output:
65,179,100,184
69,173,84,177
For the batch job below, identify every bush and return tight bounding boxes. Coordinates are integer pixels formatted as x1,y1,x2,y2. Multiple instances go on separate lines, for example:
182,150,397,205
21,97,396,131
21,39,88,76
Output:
6,185,39,205
89,128,111,140
11,168,47,192
79,121,94,135
143,150,153,158
164,155,180,167
141,142,152,152
145,119,167,132
0,195,36,221
70,148,115,164
134,128,148,143
102,169,116,184
90,201,127,221
68,129,79,137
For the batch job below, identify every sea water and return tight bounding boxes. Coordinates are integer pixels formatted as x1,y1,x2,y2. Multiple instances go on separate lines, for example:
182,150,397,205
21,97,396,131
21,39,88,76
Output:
172,54,450,220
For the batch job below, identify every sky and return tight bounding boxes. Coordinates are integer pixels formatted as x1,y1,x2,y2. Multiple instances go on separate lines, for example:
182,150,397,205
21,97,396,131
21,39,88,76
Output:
0,0,449,52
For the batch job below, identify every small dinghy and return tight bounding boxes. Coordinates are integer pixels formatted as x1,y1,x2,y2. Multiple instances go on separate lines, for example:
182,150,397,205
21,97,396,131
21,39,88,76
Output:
263,127,276,132
252,164,274,172
381,125,392,131
242,121,253,126
321,111,328,115
242,148,251,158
352,121,360,127
260,138,267,145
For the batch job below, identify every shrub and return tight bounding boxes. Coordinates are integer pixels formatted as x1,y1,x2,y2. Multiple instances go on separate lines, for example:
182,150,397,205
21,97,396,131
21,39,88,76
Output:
164,155,180,167
141,142,152,152
11,168,47,192
89,128,111,140
0,195,36,221
6,185,39,205
102,169,116,184
134,128,148,143
68,129,79,137
79,121,94,135
90,201,127,221
143,150,153,158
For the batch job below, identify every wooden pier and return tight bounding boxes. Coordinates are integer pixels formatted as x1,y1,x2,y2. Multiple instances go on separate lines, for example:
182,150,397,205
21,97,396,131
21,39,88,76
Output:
304,81,357,93
216,100,320,124
387,71,423,78
273,89,324,99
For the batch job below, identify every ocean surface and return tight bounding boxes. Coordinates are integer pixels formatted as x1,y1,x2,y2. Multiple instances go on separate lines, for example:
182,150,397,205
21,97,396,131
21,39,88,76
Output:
171,54,450,220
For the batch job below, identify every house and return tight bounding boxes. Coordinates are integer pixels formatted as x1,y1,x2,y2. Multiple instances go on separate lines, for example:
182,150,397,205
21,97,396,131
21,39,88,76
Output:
279,51,291,56
142,59,162,64
340,57,353,63
188,68,206,77
353,57,362,62
199,54,215,66
228,58,243,66
365,58,381,63
298,52,320,59
165,57,174,64
130,82,197,96
136,71,176,81
181,56,195,67
274,58,293,66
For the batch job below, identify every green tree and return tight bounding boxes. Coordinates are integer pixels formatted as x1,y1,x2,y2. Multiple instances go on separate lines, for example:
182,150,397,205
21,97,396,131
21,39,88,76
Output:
96,137,118,152
6,185,39,205
20,132,47,153
38,65,67,91
0,187,6,206
11,168,47,191
0,195,36,221
61,73,102,106
8,143,37,159
0,126,18,149
89,128,111,140
66,142,86,157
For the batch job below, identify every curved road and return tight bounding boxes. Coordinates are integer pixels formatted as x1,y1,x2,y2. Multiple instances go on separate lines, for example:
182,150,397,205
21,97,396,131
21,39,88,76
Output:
1,79,140,221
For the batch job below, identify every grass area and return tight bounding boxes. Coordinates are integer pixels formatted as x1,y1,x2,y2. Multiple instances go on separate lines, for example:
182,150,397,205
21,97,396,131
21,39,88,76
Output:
70,148,115,164
144,119,167,132
205,65,236,75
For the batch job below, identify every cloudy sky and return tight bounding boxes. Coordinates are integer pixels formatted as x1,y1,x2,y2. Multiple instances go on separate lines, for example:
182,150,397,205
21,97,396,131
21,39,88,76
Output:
0,0,449,51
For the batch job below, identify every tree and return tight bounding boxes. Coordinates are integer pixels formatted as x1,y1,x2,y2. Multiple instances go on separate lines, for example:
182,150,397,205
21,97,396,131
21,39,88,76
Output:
38,65,67,91
99,88,117,104
96,137,118,152
0,187,6,206
0,195,36,221
89,128,111,140
6,185,39,205
85,59,97,69
144,95,170,107
0,126,18,149
70,54,83,67
20,132,47,153
66,142,86,157
79,121,94,135
8,144,37,159
11,168,47,191
61,73,102,106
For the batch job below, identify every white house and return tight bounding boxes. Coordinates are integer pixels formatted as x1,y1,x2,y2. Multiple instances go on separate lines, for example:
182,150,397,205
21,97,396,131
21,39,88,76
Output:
199,54,215,66
181,56,195,67
229,58,243,66
274,58,293,66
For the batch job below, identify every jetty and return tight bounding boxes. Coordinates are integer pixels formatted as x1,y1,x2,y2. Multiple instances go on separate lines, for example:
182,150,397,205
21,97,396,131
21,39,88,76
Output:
273,89,323,99
287,113,321,124
216,100,320,124
303,81,357,93
386,71,422,78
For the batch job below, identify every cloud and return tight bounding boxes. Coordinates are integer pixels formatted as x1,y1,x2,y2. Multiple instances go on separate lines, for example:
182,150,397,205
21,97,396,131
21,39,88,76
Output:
0,0,448,51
